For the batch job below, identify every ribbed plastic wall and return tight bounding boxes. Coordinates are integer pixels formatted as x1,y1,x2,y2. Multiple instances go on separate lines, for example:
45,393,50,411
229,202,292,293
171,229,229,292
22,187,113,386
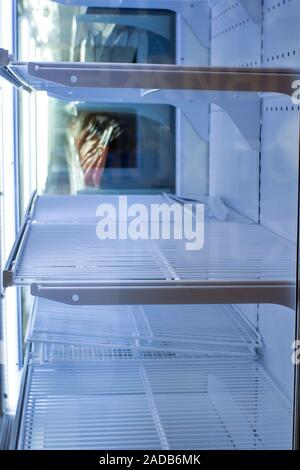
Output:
209,0,298,401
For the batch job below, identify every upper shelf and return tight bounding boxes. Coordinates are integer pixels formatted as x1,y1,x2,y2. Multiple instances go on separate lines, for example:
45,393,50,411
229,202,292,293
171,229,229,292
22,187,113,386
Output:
3,193,296,308
6,62,300,97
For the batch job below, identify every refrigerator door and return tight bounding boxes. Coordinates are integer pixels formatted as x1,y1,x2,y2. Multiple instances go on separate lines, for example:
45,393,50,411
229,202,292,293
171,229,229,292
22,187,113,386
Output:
1,0,299,452
0,66,297,448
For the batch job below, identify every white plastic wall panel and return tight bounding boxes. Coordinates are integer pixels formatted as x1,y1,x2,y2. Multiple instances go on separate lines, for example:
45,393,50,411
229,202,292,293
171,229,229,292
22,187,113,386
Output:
251,1,300,403
261,1,300,243
263,0,300,67
260,98,299,243
210,0,261,66
177,17,210,66
208,3,299,379
209,104,260,221
177,112,209,197
258,304,295,402
209,0,261,221
175,12,210,193
209,1,262,325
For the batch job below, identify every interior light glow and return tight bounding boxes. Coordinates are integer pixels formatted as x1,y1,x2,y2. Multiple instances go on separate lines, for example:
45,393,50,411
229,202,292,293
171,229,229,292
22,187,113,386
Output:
36,92,49,193
3,289,20,413
0,0,21,413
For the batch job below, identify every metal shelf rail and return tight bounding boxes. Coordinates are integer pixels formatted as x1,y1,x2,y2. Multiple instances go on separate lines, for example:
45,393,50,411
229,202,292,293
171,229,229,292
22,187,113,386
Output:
3,194,296,308
1,60,299,154
27,299,262,357
4,62,300,95
13,356,292,450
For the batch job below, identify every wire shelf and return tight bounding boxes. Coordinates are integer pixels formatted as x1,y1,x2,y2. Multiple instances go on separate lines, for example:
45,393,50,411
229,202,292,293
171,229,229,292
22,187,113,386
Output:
18,358,292,450
5,195,295,302
28,299,261,357
15,223,295,282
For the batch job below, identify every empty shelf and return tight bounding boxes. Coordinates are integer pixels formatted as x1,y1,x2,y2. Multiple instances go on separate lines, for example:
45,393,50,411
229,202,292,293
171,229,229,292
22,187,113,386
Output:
15,357,292,450
4,194,295,307
28,299,261,357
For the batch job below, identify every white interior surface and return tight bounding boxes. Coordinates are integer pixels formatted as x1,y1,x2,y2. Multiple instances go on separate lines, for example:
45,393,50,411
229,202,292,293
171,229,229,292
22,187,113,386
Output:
177,111,209,197
209,104,260,221
258,304,296,402
19,357,292,450
209,0,298,403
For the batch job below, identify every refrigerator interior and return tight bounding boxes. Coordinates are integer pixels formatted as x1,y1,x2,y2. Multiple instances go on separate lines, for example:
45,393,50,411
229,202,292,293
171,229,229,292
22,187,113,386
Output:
0,0,299,450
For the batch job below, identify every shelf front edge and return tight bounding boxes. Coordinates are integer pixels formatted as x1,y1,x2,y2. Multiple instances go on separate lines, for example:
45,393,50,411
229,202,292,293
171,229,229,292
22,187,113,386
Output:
31,281,296,309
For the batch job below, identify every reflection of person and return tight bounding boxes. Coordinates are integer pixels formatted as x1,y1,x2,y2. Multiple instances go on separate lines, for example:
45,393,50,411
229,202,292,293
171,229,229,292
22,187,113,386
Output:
71,114,122,187
75,19,174,65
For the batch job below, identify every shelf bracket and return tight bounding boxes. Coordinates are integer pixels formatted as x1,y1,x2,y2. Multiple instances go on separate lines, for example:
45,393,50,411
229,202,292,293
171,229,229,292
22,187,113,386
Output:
210,92,261,151
177,92,261,149
238,0,262,24
0,48,20,88
75,93,259,149
58,88,258,148
0,49,32,90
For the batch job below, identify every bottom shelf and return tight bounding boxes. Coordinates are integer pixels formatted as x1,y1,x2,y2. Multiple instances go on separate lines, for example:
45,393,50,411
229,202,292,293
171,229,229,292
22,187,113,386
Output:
16,356,292,450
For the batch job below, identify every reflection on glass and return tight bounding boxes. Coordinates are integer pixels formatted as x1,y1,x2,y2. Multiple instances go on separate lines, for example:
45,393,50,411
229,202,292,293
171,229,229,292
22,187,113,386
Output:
18,0,175,64
17,0,176,199
45,102,175,194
